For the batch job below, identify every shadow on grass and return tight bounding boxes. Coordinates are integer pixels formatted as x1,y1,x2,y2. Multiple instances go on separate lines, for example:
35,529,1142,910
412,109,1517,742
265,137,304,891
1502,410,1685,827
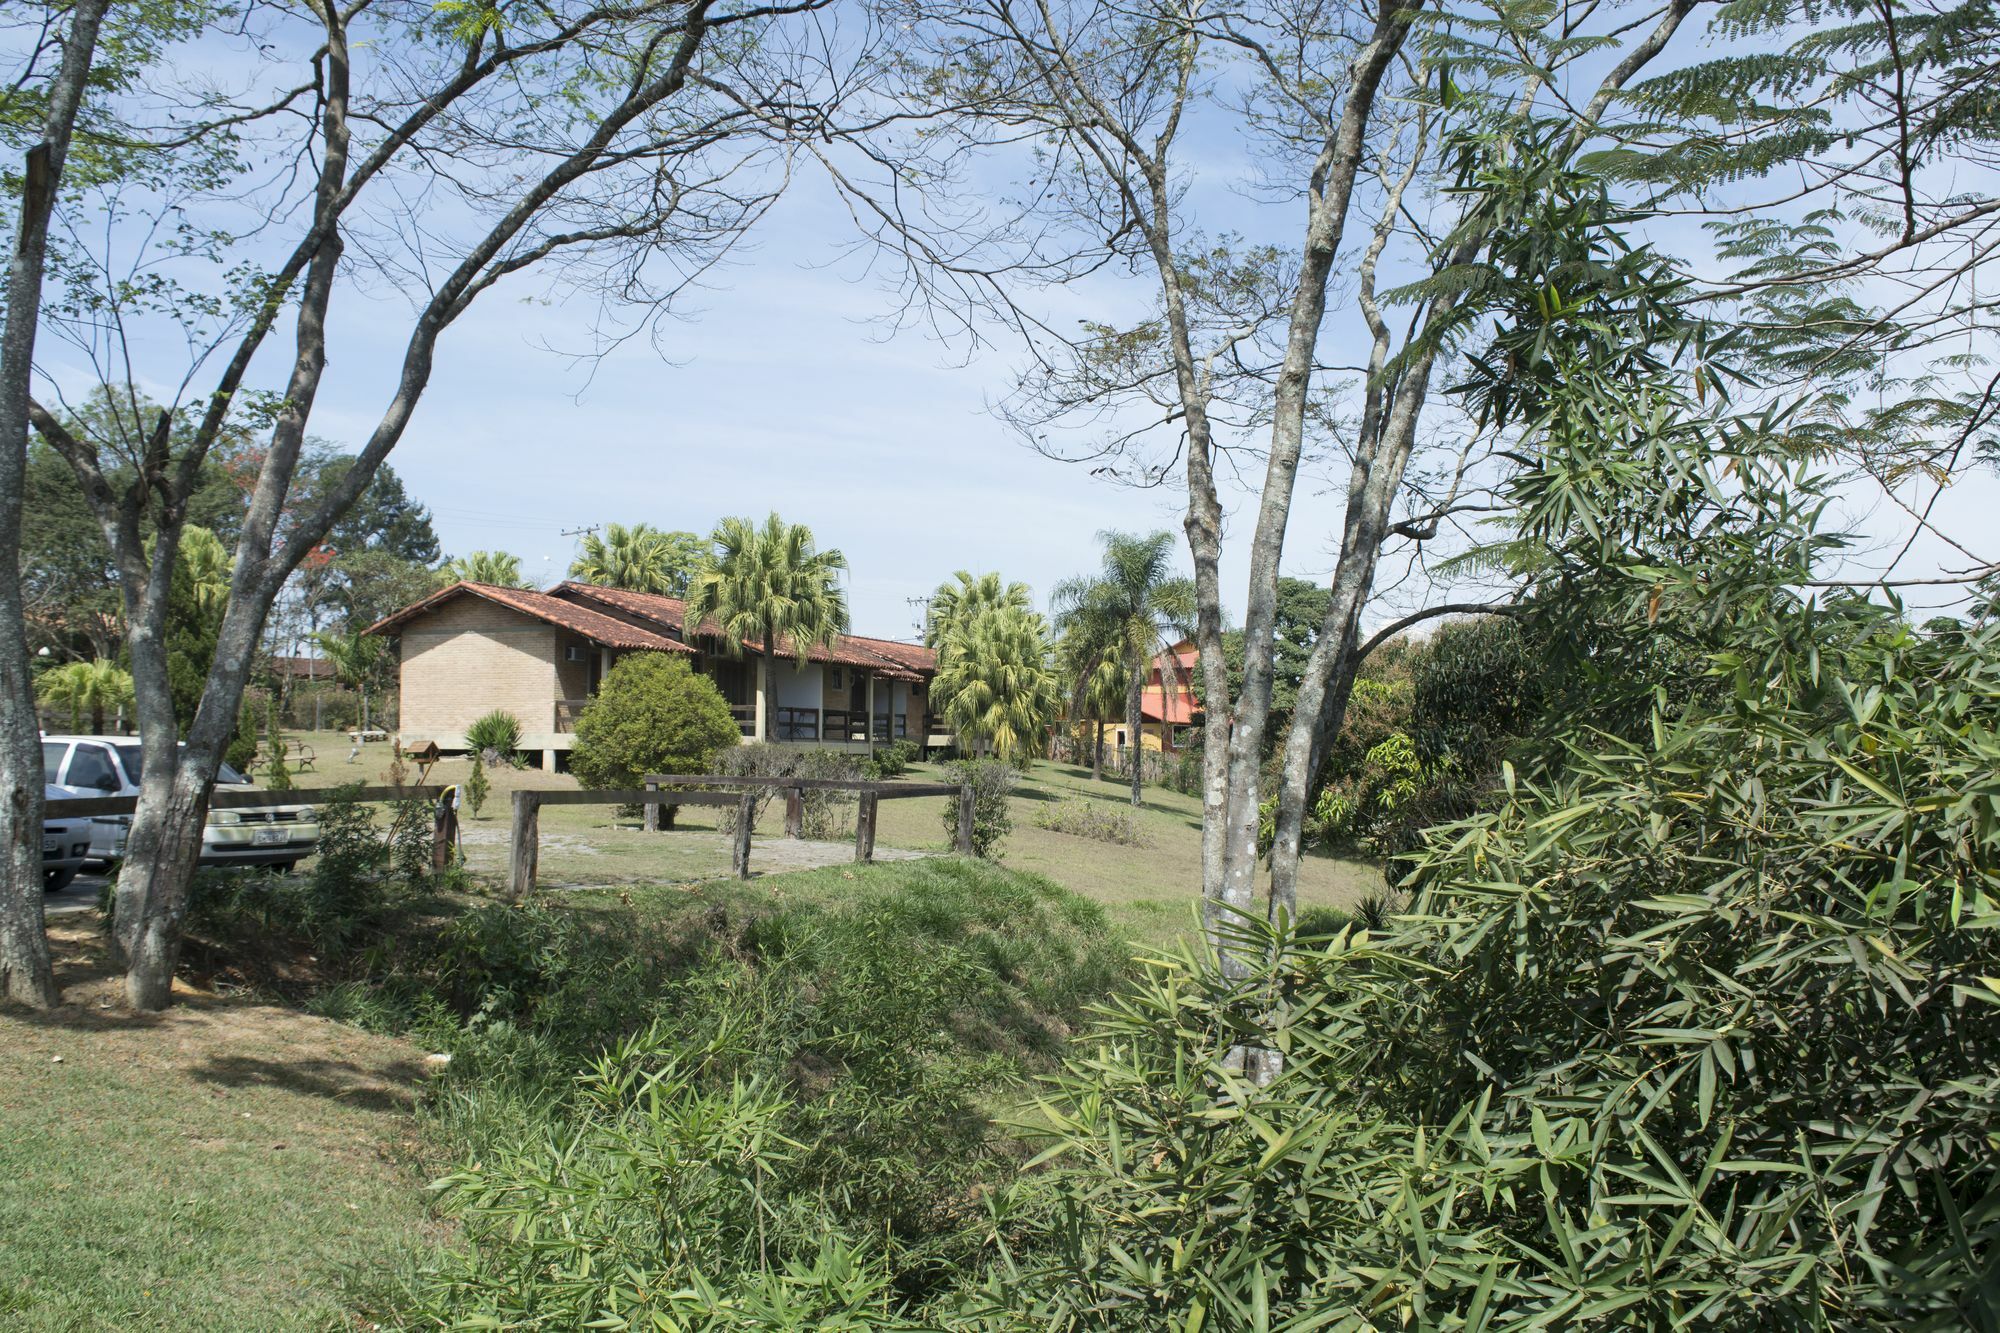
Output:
191,1053,424,1115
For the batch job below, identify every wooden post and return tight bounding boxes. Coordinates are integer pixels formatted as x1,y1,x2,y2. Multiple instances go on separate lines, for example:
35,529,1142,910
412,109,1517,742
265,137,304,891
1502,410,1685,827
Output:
644,778,659,832
955,785,975,855
508,791,540,900
784,785,803,838
855,791,877,863
732,790,754,879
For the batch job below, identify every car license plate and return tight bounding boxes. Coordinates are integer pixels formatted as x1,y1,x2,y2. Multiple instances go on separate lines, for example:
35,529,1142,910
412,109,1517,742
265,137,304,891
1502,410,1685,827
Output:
41,837,57,855
252,827,286,847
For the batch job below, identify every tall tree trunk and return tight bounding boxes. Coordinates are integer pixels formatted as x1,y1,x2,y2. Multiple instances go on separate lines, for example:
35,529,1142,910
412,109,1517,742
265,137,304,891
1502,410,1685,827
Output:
1125,661,1143,808
0,0,110,1008
1200,4,1420,971
1260,0,1700,927
1091,719,1102,782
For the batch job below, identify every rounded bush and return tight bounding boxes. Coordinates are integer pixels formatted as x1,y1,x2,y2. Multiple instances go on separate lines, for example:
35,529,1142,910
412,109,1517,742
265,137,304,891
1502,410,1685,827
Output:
569,654,739,790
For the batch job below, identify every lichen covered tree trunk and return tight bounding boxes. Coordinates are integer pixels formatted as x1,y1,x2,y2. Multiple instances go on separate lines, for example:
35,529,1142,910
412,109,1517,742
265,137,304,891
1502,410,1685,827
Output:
0,0,111,1008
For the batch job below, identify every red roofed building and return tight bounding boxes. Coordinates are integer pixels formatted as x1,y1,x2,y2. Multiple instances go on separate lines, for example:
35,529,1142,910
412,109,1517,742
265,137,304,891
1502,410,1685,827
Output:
366,581,945,769
1094,639,1202,756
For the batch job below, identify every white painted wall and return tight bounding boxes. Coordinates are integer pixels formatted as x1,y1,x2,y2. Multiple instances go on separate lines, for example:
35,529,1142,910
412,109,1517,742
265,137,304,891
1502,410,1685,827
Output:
776,661,823,709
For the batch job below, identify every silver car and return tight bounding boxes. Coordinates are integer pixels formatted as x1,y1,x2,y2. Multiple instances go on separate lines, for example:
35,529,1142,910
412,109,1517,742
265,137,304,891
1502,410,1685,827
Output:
41,736,321,871
42,782,91,892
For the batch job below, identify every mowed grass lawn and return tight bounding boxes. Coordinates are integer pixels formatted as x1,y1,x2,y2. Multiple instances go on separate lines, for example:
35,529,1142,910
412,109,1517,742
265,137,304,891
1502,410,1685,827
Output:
0,926,442,1331
283,733,1384,940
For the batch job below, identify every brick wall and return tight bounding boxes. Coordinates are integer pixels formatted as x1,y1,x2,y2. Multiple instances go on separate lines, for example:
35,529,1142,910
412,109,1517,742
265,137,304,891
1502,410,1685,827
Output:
396,597,557,745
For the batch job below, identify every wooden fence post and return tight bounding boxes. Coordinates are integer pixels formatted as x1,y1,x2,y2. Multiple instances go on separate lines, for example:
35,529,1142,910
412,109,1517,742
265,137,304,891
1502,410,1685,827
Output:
508,791,540,901
643,778,659,832
855,791,877,863
955,785,975,855
732,790,755,879
784,785,803,839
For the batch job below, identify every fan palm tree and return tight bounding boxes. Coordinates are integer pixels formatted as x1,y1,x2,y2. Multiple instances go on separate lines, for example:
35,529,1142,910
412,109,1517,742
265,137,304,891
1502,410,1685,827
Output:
685,513,848,741
37,659,134,734
925,571,1033,654
1052,530,1196,807
569,523,688,595
932,605,1061,763
311,629,386,731
444,550,531,588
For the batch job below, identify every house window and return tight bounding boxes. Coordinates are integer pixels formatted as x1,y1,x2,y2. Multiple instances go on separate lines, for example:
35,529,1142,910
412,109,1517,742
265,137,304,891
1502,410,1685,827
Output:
1115,730,1127,747
776,707,820,742
830,668,843,690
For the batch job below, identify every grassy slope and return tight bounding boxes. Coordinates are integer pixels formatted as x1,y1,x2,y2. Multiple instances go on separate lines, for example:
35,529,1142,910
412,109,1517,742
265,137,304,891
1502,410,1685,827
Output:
0,739,1379,1326
284,734,1383,940
0,926,441,1331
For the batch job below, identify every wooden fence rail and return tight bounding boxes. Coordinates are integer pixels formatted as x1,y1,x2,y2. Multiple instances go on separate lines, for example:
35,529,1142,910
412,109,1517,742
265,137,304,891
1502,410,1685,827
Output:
508,779,976,900
45,785,440,819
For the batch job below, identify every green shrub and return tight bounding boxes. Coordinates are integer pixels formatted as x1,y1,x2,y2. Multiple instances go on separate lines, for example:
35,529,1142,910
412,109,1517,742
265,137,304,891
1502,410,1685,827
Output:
461,755,488,817
185,785,428,954
717,743,864,838
1029,798,1147,846
570,656,738,794
463,708,523,758
975,611,2000,1329
864,736,919,779
941,757,1013,858
405,858,1126,1324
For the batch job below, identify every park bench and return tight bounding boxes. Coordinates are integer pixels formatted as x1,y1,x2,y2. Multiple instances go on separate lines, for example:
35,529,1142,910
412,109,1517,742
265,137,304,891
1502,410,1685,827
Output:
250,739,317,776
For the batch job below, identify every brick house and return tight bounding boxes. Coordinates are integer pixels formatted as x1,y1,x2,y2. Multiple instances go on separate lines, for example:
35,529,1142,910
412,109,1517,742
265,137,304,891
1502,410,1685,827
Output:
365,581,943,769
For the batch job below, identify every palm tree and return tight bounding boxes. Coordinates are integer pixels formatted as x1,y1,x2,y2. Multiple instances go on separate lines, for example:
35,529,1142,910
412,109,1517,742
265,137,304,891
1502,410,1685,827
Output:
177,527,232,615
925,571,1033,653
1052,530,1195,807
311,629,385,732
1081,654,1129,782
444,550,531,588
685,513,848,741
1054,620,1126,781
932,605,1061,762
569,523,688,595
37,659,134,734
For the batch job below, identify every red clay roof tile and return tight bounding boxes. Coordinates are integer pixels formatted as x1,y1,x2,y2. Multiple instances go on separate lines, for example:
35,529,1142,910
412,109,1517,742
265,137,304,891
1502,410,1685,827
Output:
553,583,932,680
362,582,693,653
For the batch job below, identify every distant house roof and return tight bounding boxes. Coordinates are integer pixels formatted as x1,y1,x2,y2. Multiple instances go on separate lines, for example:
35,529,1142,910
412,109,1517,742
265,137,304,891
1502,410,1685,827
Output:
362,582,693,654
268,655,336,681
553,583,933,681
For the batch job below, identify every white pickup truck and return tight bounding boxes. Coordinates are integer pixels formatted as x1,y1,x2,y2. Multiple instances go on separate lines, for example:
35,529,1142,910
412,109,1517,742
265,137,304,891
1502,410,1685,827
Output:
42,735,322,872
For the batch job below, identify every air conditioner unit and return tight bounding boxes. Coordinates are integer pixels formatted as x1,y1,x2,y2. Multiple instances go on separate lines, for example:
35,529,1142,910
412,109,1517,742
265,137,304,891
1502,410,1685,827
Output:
565,646,589,663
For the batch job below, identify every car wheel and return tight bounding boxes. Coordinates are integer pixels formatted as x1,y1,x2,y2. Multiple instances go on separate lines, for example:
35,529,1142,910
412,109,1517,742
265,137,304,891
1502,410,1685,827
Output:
272,860,301,875
44,869,76,894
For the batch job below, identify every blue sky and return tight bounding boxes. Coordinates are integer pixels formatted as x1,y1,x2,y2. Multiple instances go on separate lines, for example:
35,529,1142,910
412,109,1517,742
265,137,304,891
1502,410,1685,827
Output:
35,8,1997,641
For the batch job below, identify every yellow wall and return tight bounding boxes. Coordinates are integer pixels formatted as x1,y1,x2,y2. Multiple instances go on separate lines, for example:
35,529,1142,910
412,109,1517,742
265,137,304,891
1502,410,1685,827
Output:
398,598,556,744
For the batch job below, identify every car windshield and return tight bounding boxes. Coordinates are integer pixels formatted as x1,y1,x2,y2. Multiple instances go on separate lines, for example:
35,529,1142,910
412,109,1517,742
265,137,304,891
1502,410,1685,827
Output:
113,745,248,786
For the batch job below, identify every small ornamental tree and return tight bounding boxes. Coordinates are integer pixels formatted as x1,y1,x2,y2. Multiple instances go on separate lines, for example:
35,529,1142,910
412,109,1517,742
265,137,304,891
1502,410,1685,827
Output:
570,656,739,810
